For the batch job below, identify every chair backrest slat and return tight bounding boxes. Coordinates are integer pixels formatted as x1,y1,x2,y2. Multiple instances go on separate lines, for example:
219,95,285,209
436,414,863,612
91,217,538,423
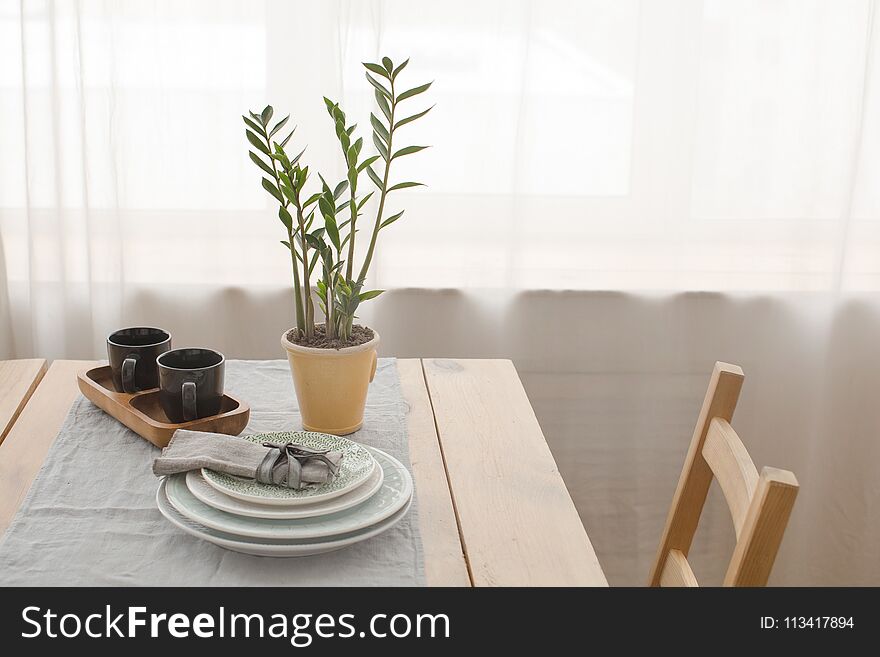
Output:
647,362,744,587
648,362,799,587
659,549,699,587
702,418,759,537
724,467,799,586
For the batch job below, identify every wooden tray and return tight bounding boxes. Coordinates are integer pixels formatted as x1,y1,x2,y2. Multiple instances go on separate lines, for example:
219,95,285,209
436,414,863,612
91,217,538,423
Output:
77,365,250,448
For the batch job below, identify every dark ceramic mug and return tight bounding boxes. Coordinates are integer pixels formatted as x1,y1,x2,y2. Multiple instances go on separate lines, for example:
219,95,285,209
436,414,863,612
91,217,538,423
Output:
107,327,172,393
157,348,225,423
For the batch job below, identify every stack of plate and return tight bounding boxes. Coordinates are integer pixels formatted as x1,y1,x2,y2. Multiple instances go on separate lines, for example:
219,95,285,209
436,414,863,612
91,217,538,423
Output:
156,431,413,557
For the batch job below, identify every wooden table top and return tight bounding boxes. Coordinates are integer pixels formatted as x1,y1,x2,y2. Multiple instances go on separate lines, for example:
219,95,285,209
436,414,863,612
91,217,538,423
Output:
0,359,47,446
0,358,607,587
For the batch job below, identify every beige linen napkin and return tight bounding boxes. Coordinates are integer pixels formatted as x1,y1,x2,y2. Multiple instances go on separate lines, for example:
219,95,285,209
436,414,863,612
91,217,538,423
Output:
152,429,343,489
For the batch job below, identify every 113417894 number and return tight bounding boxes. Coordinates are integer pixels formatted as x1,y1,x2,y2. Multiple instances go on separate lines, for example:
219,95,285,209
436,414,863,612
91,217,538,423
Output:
784,617,854,629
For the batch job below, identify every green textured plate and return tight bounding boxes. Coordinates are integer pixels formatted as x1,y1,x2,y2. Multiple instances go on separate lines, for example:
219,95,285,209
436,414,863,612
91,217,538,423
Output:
202,431,375,506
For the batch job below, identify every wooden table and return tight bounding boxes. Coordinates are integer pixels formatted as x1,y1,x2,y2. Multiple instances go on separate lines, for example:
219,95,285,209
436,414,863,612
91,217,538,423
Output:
0,358,607,586
0,359,47,445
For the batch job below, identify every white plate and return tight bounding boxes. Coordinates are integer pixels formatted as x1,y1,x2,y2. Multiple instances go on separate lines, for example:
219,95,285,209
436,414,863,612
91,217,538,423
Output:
201,431,375,506
167,447,412,540
186,463,384,520
156,479,412,558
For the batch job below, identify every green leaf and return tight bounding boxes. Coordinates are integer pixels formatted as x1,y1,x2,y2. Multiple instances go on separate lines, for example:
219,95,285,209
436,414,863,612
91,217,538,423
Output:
246,130,270,155
397,81,432,102
323,96,336,114
395,105,433,129
363,62,390,79
387,181,425,192
365,72,392,100
357,155,381,173
280,184,297,205
376,90,392,121
303,192,322,208
356,191,374,210
382,57,393,73
249,151,275,177
373,133,389,160
380,210,404,228
243,116,265,136
318,195,335,219
391,145,429,160
347,145,359,168
309,250,320,275
370,113,390,143
269,114,290,138
273,146,291,171
366,166,384,190
337,125,350,152
333,180,349,200
288,147,306,170
262,178,284,204
278,170,293,190
392,58,409,80
280,131,294,149
324,215,341,250
261,105,273,125
359,289,385,301
280,240,291,250
278,206,293,231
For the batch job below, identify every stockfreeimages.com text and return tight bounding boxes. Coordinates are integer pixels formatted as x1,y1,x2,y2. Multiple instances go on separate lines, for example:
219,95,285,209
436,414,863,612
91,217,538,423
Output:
21,605,450,646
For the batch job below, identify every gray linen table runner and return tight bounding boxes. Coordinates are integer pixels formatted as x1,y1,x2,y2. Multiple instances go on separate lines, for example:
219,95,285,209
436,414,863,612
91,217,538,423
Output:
0,359,425,586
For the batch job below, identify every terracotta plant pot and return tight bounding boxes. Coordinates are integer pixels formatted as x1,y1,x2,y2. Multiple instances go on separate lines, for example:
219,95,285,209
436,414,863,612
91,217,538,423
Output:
280,327,379,435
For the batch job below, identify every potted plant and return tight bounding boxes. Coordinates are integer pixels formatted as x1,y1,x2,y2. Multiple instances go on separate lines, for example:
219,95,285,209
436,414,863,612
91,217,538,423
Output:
243,57,432,434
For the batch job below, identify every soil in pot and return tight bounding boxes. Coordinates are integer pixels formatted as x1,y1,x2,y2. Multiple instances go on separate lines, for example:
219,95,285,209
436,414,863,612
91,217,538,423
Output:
286,324,375,350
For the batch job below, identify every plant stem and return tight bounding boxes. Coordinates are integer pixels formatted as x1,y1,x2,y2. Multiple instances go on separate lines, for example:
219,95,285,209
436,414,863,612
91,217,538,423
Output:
345,187,357,282
293,191,314,339
324,256,337,339
356,78,395,286
287,228,305,334
300,217,315,339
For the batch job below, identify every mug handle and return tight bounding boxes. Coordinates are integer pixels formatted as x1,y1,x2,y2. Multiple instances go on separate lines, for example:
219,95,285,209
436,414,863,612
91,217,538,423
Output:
121,357,137,394
182,381,198,421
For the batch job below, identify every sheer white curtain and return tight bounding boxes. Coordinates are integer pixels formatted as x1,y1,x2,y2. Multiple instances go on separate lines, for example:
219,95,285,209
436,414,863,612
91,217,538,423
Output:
2,0,880,585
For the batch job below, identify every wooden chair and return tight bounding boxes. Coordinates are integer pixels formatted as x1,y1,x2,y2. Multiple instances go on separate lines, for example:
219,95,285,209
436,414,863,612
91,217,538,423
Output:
648,362,799,587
